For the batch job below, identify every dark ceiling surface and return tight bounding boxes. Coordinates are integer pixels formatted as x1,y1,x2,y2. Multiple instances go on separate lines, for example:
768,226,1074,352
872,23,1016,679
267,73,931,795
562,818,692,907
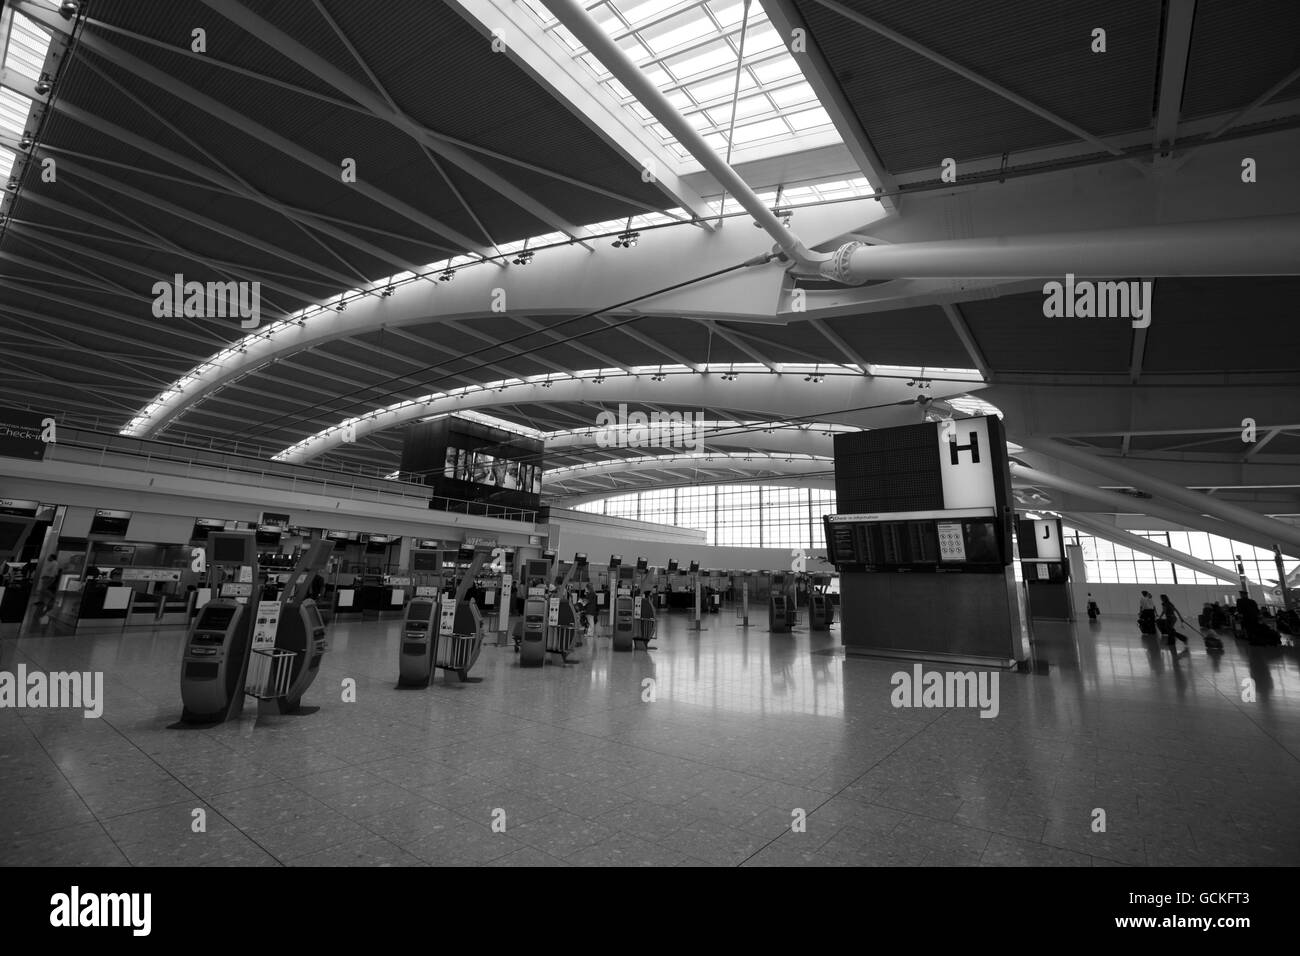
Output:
1,0,1297,492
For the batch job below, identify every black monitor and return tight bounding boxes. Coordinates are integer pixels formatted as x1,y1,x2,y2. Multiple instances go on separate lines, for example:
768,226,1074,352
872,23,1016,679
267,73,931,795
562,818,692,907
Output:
688,560,700,573
574,552,588,566
636,557,647,572
618,565,635,583
609,554,622,567
667,559,678,573
196,604,237,631
411,550,440,572
209,533,254,567
542,549,556,561
457,545,476,563
255,526,281,546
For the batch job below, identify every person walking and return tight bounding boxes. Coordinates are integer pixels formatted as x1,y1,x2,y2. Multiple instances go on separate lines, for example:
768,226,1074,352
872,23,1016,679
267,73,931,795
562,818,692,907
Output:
34,555,60,626
1158,594,1188,647
1138,590,1156,635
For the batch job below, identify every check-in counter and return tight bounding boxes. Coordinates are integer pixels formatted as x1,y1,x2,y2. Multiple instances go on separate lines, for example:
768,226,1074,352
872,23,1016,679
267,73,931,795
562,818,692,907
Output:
360,584,406,617
77,585,134,630
159,591,194,627
126,590,161,627
334,586,360,617
0,583,30,623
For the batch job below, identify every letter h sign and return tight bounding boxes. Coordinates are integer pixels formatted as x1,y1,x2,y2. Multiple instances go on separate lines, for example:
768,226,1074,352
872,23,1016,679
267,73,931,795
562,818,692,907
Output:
949,429,980,465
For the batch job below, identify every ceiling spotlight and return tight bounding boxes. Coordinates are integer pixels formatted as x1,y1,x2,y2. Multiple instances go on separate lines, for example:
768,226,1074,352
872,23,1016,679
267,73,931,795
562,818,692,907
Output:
34,76,52,96
593,375,606,384
336,300,347,311
5,180,18,192
540,379,552,388
438,269,456,282
804,373,824,383
59,1,80,19
612,231,640,248
721,372,738,382
18,135,33,150
381,286,394,297
512,249,534,266
650,372,666,382
905,379,916,387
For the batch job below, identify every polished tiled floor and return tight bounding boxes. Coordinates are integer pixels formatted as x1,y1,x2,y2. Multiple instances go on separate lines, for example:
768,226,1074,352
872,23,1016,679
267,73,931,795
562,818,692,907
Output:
2,607,1298,867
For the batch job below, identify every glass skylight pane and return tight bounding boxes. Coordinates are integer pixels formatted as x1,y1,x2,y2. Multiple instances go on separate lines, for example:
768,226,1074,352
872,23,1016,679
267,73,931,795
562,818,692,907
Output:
787,106,832,130
621,0,686,24
749,57,801,83
708,0,747,27
665,41,735,79
729,117,788,145
768,82,815,108
0,146,14,182
0,88,31,136
639,11,712,53
687,71,757,102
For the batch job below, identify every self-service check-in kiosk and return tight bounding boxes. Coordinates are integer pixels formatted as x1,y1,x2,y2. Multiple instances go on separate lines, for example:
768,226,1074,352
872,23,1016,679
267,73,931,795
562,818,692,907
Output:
612,563,636,651
267,540,332,712
769,571,792,633
808,574,833,631
181,531,257,723
632,557,657,649
399,547,487,684
519,557,550,667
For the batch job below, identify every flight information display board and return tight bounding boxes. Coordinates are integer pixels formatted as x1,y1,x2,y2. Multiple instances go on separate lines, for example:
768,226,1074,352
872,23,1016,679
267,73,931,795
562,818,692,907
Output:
824,510,1006,572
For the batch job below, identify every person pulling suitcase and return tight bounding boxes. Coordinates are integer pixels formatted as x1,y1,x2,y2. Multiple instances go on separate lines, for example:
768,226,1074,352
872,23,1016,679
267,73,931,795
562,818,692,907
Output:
1158,594,1189,647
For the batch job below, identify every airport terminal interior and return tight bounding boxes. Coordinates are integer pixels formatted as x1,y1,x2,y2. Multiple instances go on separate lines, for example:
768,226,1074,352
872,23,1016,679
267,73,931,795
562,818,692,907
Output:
0,0,1298,868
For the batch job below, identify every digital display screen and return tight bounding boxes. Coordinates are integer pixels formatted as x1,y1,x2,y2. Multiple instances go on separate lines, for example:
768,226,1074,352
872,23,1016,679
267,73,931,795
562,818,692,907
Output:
411,550,440,572
441,446,541,495
255,526,281,546
619,566,634,582
211,535,251,565
824,516,1004,570
196,605,236,631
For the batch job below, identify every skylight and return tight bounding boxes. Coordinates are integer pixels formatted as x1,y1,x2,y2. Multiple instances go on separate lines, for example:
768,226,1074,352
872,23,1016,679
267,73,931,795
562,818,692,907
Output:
0,4,60,203
518,0,842,167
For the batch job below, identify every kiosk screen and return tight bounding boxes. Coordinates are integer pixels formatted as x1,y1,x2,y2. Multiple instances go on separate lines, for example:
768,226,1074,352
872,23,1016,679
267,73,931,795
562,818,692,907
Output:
196,605,236,630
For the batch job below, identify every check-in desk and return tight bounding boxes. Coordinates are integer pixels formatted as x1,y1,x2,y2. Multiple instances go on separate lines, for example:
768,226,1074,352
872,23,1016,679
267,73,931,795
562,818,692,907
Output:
159,592,194,627
76,585,134,631
126,591,161,627
0,582,31,623
333,586,361,618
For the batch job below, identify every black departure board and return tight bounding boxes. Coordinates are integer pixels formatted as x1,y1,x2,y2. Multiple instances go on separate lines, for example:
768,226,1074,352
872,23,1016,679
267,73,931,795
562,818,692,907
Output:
824,516,1005,572
833,425,944,514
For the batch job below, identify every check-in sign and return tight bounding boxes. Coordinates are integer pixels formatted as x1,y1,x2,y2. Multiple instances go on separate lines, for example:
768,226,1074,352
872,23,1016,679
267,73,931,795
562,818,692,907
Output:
0,407,48,462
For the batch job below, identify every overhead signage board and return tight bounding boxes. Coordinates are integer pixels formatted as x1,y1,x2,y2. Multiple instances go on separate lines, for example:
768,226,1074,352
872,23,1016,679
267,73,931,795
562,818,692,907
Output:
0,407,49,462
936,416,997,511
